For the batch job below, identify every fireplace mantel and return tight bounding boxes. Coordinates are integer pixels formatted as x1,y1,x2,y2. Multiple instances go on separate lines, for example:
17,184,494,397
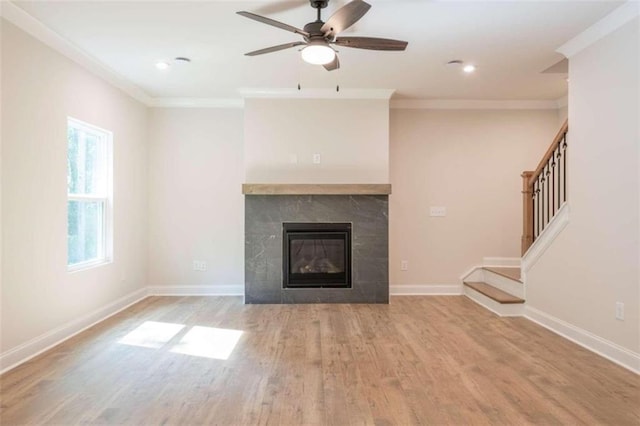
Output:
242,183,392,195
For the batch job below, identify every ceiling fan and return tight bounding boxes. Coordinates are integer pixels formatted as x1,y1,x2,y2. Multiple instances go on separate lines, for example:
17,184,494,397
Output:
236,0,408,71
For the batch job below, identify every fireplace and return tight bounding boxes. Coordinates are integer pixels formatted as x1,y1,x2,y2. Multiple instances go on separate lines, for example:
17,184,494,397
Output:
243,187,389,304
283,223,352,288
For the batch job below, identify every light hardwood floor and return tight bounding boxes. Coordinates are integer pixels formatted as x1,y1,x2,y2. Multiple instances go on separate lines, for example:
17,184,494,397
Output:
1,296,638,425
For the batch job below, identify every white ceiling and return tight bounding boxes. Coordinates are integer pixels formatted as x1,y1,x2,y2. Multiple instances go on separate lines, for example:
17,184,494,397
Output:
10,0,623,101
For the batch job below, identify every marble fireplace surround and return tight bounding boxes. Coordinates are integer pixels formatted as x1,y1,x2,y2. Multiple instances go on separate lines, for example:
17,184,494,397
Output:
243,184,390,304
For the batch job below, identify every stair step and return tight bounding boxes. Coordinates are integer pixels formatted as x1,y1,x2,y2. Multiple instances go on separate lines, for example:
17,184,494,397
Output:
463,281,524,304
483,267,522,282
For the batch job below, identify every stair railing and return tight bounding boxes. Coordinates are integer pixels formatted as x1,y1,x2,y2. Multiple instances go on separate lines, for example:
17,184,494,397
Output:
521,120,568,255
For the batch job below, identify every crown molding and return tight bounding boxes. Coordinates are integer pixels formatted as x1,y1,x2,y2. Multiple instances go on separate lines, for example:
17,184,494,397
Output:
150,96,569,110
238,88,395,100
150,98,244,108
0,1,154,106
389,99,564,110
557,1,639,58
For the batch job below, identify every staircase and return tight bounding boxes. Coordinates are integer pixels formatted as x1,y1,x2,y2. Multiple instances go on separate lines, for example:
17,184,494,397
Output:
463,266,524,317
463,120,568,318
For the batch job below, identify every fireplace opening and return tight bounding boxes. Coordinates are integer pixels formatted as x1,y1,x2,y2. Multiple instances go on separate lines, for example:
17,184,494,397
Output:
283,222,352,288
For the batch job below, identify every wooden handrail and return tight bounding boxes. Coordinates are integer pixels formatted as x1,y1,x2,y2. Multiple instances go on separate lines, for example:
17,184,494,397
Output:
521,119,568,255
528,120,568,188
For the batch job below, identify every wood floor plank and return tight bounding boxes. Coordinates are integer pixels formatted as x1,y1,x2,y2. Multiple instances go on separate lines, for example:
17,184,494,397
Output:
1,296,639,425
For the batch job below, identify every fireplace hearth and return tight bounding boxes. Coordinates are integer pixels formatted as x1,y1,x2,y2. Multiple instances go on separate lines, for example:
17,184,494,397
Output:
283,222,351,288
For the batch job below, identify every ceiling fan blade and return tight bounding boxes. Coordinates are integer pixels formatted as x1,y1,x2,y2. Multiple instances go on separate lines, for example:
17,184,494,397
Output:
334,36,408,51
245,42,307,56
321,0,371,38
236,11,310,38
323,55,340,71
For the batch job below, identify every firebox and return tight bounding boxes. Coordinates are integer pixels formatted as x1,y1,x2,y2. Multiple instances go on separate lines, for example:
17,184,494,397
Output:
282,222,352,288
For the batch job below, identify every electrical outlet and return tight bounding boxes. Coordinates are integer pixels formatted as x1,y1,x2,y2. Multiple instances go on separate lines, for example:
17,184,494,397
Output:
193,260,207,271
430,206,447,217
615,302,624,320
313,153,321,164
401,260,409,271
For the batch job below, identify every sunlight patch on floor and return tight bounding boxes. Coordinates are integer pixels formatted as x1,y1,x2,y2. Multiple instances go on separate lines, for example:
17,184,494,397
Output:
117,321,185,348
117,321,243,360
170,326,243,360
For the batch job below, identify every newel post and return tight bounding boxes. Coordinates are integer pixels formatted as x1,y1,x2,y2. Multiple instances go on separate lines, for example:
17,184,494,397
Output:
521,171,534,255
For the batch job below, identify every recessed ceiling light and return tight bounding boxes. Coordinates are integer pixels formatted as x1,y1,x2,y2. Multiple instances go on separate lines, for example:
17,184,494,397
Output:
463,64,476,73
174,57,191,63
446,60,464,67
155,61,170,70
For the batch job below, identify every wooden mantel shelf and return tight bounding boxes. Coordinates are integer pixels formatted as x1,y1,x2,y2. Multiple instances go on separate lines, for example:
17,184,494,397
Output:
242,183,392,195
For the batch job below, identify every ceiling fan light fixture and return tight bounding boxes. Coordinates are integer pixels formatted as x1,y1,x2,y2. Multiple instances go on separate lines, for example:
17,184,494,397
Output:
301,43,335,65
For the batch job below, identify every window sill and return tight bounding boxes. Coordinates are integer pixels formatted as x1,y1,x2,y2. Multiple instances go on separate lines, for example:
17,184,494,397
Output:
68,258,112,273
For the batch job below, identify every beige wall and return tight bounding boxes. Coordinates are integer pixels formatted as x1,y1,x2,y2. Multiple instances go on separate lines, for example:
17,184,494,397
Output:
558,105,568,127
147,108,244,288
389,109,559,286
1,21,148,353
0,17,4,346
148,105,561,292
244,98,389,183
526,18,639,353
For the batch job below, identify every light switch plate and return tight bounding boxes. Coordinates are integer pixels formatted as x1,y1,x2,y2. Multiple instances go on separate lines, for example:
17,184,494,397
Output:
430,206,447,217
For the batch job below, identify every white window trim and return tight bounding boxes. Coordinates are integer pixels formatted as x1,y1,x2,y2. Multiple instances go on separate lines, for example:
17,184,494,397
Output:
67,117,113,272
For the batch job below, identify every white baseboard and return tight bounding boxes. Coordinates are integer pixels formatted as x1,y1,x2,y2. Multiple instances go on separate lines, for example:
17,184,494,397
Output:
148,285,244,296
525,306,640,375
0,287,148,374
390,284,462,296
483,257,521,267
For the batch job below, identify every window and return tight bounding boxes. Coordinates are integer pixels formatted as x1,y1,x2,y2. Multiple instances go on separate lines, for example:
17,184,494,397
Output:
67,118,112,270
